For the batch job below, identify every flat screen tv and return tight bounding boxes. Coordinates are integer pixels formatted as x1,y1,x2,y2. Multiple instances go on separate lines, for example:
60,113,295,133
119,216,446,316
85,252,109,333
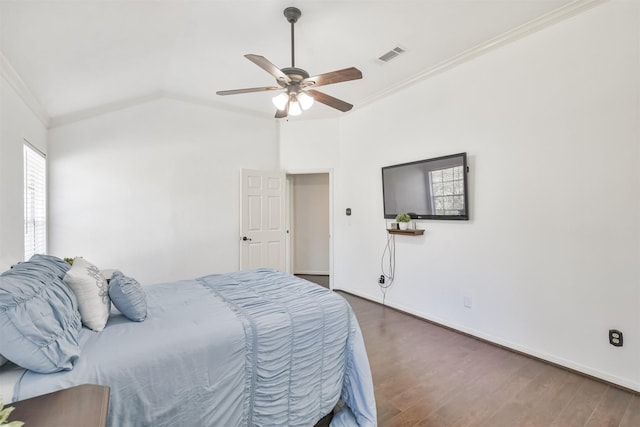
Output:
382,152,469,220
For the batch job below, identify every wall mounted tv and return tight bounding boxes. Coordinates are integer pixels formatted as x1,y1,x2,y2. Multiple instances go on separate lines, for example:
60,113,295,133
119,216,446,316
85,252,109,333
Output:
382,152,469,220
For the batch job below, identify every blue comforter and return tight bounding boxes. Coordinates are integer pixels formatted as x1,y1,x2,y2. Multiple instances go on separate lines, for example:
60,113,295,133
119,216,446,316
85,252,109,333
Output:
14,269,376,426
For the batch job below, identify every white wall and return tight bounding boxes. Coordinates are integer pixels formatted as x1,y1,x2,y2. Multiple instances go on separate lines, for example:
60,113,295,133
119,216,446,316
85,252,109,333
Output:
284,1,640,391
292,173,330,275
279,119,340,171
0,73,47,271
48,98,278,284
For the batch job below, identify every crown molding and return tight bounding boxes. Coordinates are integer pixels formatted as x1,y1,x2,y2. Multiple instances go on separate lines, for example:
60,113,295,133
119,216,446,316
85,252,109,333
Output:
0,52,50,127
359,0,608,108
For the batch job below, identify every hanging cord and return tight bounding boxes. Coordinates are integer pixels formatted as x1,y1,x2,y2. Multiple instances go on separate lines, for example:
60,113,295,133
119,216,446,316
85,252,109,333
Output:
379,233,396,305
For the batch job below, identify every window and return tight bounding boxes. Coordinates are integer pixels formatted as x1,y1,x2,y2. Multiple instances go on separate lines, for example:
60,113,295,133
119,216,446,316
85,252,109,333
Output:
24,143,46,260
430,165,465,215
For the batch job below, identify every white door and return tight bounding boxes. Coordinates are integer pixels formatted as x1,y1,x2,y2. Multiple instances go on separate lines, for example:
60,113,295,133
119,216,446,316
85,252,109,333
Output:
240,169,286,271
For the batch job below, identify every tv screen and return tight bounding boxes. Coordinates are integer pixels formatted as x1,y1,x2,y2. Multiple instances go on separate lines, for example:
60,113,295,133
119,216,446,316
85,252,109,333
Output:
382,152,469,220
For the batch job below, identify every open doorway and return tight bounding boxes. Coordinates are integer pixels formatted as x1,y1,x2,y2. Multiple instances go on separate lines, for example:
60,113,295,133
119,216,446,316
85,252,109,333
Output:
287,172,331,289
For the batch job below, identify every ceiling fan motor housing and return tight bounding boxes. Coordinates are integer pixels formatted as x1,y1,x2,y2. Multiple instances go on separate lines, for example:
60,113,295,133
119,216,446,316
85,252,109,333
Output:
280,67,310,84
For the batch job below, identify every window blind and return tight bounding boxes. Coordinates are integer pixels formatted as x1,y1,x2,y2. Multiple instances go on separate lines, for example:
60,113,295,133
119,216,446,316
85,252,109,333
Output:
24,143,47,260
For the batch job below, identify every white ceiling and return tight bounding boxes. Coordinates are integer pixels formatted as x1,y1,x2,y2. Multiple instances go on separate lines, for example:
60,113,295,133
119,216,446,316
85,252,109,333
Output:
0,0,598,124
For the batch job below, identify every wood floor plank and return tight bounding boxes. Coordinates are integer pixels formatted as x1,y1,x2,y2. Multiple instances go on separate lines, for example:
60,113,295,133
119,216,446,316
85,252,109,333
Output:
517,368,585,427
620,394,640,427
419,353,532,426
549,377,609,427
584,386,633,427
477,358,549,427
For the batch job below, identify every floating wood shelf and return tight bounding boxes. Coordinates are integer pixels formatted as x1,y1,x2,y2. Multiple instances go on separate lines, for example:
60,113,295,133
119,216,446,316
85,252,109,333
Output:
387,229,425,236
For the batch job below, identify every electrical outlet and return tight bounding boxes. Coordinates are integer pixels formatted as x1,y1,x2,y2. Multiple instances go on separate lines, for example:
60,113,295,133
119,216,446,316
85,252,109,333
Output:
609,329,623,347
463,296,472,308
379,275,385,284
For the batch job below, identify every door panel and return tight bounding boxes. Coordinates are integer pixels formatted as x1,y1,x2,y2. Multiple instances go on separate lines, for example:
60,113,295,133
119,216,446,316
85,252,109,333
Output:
248,195,262,231
268,196,282,229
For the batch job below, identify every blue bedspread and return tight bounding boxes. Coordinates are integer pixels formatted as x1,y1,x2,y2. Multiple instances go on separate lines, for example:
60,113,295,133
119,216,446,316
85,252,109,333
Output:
14,269,376,426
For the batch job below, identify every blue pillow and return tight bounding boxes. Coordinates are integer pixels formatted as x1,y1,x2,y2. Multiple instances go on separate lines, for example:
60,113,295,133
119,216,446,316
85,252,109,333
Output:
108,271,147,322
11,254,72,279
0,255,82,373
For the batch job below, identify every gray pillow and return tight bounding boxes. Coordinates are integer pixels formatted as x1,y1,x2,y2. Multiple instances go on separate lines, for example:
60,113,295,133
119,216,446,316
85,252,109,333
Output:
108,271,147,322
0,255,82,373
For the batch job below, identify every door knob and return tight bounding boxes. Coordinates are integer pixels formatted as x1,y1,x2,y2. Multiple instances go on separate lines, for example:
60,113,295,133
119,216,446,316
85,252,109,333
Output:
242,236,252,241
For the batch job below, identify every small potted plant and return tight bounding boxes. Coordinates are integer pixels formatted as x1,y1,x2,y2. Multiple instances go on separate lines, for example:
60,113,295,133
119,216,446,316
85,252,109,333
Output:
395,213,411,230
0,397,24,427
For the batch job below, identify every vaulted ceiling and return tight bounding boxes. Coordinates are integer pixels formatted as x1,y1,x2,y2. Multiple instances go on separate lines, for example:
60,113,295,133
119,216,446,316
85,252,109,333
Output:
0,0,600,126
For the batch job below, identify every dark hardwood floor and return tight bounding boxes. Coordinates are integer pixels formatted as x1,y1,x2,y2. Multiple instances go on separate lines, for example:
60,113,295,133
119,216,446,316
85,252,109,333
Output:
296,274,330,288
339,292,640,427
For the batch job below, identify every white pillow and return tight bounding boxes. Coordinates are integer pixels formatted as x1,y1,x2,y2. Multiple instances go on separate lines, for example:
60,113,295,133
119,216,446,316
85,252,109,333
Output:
0,354,8,367
63,257,110,331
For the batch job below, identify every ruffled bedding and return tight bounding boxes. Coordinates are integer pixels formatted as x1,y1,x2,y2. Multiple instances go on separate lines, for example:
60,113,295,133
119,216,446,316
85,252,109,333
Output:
12,268,376,426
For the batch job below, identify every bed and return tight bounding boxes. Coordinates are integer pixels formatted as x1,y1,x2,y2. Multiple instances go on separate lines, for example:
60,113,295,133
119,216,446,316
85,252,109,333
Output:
0,255,376,426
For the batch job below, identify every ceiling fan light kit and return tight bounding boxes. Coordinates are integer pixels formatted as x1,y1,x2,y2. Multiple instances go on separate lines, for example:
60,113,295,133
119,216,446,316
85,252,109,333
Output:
216,6,362,119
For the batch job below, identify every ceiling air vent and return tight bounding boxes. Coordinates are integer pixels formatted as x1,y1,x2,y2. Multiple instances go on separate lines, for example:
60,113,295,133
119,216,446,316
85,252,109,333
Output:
378,46,405,63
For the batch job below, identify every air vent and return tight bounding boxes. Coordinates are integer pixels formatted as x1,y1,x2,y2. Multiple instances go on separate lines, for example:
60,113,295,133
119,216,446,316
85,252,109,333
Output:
378,46,405,63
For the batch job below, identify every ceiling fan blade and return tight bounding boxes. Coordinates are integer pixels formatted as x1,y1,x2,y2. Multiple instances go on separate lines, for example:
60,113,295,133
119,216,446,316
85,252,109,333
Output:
216,86,281,96
275,100,289,119
307,89,353,112
245,54,291,84
302,67,362,88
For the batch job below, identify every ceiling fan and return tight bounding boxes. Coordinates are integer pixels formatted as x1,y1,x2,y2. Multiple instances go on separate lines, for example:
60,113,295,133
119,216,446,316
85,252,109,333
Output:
216,6,363,119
